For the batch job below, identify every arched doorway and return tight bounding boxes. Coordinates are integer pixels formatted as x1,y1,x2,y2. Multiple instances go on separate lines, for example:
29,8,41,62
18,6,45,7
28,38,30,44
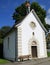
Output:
28,37,38,58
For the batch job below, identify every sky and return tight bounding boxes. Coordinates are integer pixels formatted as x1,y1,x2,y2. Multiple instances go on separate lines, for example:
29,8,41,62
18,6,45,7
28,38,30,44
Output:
0,0,50,28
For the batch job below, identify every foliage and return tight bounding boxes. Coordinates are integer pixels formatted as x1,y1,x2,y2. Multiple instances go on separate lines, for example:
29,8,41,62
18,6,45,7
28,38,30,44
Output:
47,52,50,57
1,26,11,34
13,2,26,22
0,26,11,44
46,24,50,30
0,38,3,44
12,1,50,30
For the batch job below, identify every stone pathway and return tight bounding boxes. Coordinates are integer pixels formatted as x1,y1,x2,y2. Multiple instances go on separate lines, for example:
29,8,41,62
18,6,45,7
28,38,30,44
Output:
0,57,50,65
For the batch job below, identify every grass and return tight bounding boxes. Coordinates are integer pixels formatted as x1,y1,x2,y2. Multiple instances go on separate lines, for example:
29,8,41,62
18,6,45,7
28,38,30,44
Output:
47,52,50,57
0,59,10,64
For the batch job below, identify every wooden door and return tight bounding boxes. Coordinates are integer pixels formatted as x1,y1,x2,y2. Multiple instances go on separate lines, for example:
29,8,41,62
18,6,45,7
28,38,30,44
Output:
31,46,37,58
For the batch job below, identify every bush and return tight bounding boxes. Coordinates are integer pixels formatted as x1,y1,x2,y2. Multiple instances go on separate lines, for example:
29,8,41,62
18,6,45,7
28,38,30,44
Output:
47,52,50,57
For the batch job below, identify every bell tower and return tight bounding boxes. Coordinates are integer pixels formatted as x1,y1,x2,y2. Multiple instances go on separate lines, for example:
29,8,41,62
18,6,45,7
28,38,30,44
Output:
25,0,30,14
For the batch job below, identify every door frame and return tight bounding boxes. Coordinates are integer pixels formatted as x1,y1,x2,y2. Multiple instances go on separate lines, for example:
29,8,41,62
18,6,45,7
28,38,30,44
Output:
31,46,38,58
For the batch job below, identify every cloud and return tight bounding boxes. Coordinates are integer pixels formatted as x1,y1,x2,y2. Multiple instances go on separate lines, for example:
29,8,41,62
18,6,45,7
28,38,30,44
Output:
47,8,50,14
40,5,46,9
45,8,50,25
40,5,50,25
45,17,50,24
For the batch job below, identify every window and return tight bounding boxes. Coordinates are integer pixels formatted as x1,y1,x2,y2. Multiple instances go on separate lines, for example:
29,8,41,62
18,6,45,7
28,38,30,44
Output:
30,22,36,29
8,37,9,49
32,32,34,35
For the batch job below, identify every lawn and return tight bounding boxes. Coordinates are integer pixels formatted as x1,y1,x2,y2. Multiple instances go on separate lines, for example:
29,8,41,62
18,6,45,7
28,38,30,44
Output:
47,52,50,57
0,59,10,64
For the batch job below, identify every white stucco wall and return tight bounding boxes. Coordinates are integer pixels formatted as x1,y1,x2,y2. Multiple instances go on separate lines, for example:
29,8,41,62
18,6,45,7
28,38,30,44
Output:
3,31,16,61
17,11,47,58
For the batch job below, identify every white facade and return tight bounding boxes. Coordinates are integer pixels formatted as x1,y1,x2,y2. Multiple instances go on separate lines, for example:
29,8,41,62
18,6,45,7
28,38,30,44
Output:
17,11,47,58
3,10,47,61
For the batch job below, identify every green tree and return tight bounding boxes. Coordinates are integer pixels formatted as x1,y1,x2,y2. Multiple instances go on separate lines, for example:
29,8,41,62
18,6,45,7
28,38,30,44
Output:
31,2,46,24
0,26,11,44
0,30,3,44
1,26,11,34
12,1,49,30
13,2,26,22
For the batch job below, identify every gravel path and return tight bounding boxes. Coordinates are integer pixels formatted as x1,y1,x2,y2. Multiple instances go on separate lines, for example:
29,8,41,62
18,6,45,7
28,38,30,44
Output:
0,57,50,65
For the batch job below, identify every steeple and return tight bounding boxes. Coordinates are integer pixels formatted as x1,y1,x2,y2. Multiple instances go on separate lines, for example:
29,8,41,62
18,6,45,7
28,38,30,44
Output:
25,0,30,14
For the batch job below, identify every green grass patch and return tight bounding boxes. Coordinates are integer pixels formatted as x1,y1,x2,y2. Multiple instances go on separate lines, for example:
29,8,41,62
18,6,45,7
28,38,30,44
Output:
0,59,10,64
47,52,50,57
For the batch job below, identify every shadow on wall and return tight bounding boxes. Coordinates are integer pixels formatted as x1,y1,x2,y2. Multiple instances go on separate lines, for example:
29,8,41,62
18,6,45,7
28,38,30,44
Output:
0,44,3,58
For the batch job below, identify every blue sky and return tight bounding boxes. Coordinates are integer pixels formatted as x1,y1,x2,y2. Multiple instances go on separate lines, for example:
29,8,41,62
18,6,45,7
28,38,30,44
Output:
0,0,50,28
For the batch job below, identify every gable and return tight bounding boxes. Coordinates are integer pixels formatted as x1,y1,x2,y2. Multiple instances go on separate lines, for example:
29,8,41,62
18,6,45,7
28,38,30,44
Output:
3,9,47,38
17,10,46,33
31,9,47,33
15,9,47,33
